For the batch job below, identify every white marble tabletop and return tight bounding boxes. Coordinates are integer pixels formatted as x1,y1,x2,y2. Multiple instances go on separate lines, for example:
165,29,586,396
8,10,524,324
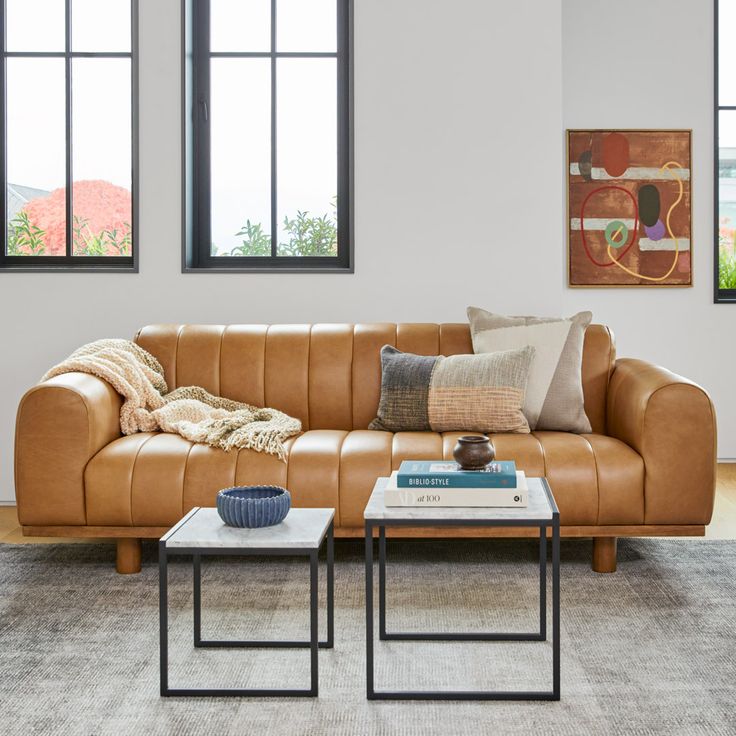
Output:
364,476,555,522
163,507,335,550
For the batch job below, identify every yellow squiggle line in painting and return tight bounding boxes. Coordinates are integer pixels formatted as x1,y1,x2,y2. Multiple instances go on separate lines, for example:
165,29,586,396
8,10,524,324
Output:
606,160,684,282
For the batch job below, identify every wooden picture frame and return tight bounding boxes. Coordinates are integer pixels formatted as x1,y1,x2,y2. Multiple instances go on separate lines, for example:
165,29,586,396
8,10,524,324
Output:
567,129,692,288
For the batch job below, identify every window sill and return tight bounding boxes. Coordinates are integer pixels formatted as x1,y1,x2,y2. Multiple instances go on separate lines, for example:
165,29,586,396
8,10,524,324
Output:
0,265,138,274
182,265,354,274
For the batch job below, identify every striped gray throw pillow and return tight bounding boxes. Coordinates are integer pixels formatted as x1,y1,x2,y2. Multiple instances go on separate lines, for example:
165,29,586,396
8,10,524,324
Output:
467,307,592,433
369,345,535,433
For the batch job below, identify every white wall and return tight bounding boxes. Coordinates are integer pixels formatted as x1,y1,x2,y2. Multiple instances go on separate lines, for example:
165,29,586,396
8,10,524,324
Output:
0,0,728,504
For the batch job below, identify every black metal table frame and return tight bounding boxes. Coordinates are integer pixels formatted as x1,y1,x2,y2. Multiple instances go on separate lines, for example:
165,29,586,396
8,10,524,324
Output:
159,519,334,698
365,480,560,701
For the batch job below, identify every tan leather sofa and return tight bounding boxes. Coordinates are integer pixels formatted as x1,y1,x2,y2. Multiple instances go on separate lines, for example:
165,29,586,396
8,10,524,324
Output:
15,323,716,574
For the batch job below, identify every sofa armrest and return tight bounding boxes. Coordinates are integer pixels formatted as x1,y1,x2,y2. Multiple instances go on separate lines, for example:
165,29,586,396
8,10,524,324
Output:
607,358,716,525
15,373,123,526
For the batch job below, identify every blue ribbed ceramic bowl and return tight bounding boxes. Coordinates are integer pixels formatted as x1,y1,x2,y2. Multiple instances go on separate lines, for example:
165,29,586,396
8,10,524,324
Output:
216,486,291,528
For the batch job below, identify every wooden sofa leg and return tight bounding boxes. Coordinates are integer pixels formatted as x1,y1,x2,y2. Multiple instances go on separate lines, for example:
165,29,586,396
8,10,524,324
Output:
592,537,617,573
116,538,142,574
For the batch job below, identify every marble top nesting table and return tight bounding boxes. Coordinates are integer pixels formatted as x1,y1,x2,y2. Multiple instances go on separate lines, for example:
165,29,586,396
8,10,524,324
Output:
364,476,560,702
159,506,334,698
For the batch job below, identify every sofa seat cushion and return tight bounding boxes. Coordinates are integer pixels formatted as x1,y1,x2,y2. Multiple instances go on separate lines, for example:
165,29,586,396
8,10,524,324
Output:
84,430,644,529
490,432,644,526
339,431,644,527
84,431,346,527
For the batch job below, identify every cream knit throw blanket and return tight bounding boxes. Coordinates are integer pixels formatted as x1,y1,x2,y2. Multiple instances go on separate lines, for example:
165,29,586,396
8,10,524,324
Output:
41,339,301,460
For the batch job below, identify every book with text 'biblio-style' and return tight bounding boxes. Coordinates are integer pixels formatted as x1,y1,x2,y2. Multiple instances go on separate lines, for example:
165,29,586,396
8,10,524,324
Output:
396,459,517,489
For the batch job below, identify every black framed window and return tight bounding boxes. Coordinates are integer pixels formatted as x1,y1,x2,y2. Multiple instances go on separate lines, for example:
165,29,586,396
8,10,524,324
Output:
0,0,137,272
717,0,736,301
184,0,352,272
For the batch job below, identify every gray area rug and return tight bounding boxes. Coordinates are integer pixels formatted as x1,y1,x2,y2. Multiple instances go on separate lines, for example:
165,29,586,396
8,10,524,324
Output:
0,538,735,735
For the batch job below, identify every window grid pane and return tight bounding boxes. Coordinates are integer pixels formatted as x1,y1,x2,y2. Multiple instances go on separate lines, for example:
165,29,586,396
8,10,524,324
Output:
5,58,67,256
72,0,132,53
277,0,337,52
719,1,736,107
210,59,271,257
6,0,65,52
719,1,736,296
71,58,133,257
211,0,271,53
276,58,337,257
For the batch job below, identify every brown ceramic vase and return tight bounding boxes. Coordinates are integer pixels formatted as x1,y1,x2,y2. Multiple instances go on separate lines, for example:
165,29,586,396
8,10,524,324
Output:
452,435,495,470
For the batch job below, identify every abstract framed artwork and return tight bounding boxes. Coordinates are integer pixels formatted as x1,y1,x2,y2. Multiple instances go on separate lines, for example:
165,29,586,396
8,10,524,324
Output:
567,129,692,287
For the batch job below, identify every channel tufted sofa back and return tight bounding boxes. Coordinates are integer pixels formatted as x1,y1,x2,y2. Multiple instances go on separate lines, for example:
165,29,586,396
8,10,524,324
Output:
134,323,615,434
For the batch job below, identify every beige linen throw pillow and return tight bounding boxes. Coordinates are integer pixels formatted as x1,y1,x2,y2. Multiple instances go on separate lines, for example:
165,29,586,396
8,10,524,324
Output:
467,307,592,433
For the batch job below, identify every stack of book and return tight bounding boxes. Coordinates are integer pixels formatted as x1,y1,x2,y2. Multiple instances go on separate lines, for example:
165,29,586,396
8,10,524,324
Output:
384,460,527,508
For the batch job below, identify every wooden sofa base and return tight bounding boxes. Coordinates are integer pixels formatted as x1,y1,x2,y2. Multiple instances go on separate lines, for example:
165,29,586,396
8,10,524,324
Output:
23,523,705,575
